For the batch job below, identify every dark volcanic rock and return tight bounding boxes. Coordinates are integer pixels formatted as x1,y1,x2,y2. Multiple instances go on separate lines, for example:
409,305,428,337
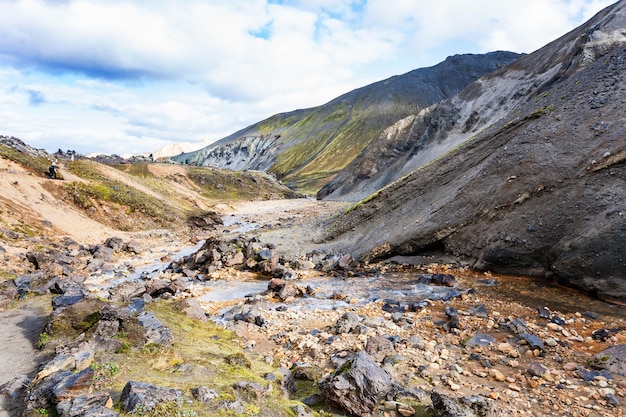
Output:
120,381,182,413
319,351,394,417
431,391,497,417
321,2,626,302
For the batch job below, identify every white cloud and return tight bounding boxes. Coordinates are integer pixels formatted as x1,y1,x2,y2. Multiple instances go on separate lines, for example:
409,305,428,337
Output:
0,0,617,155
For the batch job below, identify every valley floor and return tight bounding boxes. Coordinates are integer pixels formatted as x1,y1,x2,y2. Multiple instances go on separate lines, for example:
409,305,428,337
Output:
0,163,624,416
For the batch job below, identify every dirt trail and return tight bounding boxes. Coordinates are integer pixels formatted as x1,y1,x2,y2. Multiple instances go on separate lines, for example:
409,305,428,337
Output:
0,298,49,417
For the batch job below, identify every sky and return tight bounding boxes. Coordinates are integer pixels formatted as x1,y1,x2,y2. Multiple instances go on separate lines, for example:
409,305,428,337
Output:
0,0,617,156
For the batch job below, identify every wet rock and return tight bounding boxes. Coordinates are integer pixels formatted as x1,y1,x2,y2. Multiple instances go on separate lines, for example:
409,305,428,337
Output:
187,211,223,230
319,351,394,417
590,344,626,376
431,391,497,417
271,263,299,280
138,311,173,346
537,307,550,319
592,328,612,342
231,305,265,327
119,381,182,413
267,278,304,300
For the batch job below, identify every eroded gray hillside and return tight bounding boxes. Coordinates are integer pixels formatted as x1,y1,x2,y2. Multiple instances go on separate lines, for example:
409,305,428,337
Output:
318,2,626,201
173,52,521,193
324,0,626,302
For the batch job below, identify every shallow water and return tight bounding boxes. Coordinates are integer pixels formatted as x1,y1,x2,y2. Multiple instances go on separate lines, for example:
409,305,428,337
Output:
195,270,626,320
222,215,260,233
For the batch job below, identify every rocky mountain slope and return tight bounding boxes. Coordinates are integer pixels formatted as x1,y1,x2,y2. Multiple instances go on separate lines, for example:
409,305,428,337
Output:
323,0,626,303
172,52,521,193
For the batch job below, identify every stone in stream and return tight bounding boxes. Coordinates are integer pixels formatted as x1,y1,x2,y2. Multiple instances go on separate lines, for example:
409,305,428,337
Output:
318,350,394,417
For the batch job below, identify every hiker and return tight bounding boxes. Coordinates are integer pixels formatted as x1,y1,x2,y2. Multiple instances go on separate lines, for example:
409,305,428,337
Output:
48,161,57,179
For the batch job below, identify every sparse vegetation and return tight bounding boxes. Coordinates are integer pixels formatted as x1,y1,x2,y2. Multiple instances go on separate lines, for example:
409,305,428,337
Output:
36,332,49,349
0,145,57,178
65,160,181,225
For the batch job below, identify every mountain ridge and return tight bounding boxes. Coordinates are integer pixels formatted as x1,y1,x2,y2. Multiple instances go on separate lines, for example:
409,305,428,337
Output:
322,0,626,302
172,51,522,193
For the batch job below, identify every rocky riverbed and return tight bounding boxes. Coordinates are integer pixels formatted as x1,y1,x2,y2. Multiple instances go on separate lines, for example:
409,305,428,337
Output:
0,199,625,417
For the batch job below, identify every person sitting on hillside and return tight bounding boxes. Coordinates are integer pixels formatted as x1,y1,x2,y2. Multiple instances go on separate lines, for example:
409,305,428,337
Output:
48,161,57,179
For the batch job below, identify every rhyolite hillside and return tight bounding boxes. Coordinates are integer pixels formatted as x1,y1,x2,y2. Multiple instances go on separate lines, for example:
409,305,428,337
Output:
172,51,522,193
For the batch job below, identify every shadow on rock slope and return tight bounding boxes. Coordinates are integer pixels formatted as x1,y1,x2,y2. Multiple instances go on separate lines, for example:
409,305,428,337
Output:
323,1,626,303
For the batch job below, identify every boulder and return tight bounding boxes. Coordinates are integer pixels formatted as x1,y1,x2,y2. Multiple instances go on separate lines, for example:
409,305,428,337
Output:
120,381,182,413
431,391,497,417
56,393,117,417
52,367,95,402
319,350,394,417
